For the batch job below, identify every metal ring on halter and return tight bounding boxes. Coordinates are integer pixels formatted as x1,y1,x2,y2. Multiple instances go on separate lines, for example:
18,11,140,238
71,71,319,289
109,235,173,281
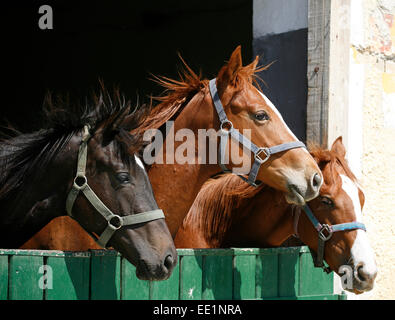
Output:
254,147,270,164
73,175,88,190
107,214,123,230
220,120,234,133
318,224,333,241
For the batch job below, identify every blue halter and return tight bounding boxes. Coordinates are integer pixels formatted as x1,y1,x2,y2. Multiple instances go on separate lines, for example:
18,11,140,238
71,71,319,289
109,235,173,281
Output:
296,204,366,273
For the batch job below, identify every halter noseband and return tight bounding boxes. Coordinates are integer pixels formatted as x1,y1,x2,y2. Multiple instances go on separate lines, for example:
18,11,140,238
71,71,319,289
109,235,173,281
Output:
293,204,366,273
209,78,306,187
65,125,165,248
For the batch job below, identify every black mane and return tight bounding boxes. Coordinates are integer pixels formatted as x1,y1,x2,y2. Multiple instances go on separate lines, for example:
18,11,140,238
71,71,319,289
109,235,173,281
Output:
0,86,149,217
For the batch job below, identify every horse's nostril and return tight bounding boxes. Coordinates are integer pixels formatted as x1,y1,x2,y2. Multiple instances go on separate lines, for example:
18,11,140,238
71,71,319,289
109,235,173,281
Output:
355,262,374,283
163,254,174,270
311,173,322,190
356,264,367,282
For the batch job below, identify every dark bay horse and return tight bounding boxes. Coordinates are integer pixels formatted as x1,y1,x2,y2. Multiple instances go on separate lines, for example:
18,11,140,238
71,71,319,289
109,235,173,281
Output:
175,137,377,294
22,46,322,250
1,88,177,280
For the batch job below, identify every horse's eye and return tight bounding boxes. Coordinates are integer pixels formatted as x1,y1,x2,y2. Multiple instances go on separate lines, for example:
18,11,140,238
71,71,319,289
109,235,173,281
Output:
321,196,334,206
254,111,269,121
116,172,130,184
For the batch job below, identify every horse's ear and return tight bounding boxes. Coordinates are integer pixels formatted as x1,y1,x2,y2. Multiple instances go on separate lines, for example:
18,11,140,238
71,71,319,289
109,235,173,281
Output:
331,136,346,158
244,55,259,74
216,46,243,92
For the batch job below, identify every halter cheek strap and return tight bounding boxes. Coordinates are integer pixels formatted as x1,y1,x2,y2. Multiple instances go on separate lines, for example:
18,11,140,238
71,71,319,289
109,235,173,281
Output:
66,125,165,248
209,78,306,187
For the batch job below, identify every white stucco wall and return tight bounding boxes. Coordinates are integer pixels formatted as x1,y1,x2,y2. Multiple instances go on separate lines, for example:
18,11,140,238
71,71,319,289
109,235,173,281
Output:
344,0,395,299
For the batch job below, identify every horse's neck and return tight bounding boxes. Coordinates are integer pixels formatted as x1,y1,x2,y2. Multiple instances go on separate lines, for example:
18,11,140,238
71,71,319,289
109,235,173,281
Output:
223,189,295,247
148,92,221,237
0,188,66,249
0,140,75,248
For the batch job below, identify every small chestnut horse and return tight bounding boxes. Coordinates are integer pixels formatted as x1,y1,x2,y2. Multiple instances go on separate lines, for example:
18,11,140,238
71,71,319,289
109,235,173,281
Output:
175,137,377,294
22,46,322,250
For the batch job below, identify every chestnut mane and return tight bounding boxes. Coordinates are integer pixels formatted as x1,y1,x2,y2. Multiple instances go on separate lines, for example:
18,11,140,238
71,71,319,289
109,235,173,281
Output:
134,54,268,135
182,143,359,246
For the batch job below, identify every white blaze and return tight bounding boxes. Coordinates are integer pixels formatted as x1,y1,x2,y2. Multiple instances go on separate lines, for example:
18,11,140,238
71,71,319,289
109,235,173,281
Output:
134,155,145,170
257,89,309,154
340,174,377,276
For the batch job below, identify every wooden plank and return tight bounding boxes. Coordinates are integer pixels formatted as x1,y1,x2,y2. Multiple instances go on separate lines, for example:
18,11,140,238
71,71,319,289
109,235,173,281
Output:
90,250,121,300
306,0,331,146
177,248,236,256
179,255,202,300
278,251,300,297
256,253,278,299
233,254,256,299
326,0,351,148
0,249,70,256
45,254,90,300
307,0,351,147
121,258,150,300
9,255,44,300
202,255,233,300
149,256,180,300
299,251,333,296
0,255,8,300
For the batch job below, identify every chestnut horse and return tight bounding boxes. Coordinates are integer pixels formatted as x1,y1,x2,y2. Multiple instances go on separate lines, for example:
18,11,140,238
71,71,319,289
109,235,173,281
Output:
175,137,377,294
1,87,177,280
22,46,322,250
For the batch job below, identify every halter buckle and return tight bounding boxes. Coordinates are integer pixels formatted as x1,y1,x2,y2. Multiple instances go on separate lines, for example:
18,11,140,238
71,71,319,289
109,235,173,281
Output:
220,120,234,134
249,180,263,188
318,224,333,241
73,175,87,190
107,214,123,230
255,147,270,164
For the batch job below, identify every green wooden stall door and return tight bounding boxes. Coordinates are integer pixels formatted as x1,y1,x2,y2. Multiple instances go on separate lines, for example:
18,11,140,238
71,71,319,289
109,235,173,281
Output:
121,258,150,300
90,250,121,300
233,252,256,299
9,255,44,300
0,255,8,300
45,253,90,300
149,256,180,300
179,253,203,300
0,247,343,300
202,254,233,300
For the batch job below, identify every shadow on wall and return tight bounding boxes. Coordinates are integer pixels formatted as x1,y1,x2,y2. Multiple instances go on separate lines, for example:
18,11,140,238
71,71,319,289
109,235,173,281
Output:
253,29,308,142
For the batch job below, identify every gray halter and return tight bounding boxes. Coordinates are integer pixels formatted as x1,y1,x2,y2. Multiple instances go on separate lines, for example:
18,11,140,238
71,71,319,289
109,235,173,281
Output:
209,78,306,187
66,125,165,248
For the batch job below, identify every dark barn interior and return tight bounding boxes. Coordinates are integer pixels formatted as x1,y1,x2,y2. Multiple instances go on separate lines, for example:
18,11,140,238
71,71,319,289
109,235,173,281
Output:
1,0,252,132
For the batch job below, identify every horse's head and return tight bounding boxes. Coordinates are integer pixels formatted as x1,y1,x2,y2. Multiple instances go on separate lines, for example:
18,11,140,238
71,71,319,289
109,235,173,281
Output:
298,137,377,294
214,46,322,204
64,100,177,281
